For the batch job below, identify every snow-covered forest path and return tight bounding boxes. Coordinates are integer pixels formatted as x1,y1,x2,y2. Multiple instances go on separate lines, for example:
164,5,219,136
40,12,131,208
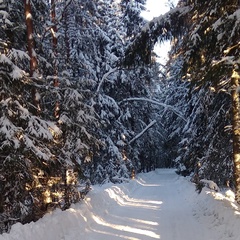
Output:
1,169,240,240
85,169,212,240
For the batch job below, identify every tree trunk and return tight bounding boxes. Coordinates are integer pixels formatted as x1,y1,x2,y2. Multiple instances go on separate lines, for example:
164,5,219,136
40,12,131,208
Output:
51,0,57,54
63,5,70,65
51,0,58,86
51,0,60,119
24,0,41,114
231,68,240,203
24,0,38,77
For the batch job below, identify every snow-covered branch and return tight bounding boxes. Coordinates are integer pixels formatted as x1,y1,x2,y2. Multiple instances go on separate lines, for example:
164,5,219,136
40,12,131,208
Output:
128,120,157,145
123,6,190,65
96,68,118,93
120,97,186,122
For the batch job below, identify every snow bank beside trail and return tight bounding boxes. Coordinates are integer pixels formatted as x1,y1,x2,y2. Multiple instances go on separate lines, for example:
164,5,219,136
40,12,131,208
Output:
0,174,158,240
194,186,240,240
0,183,118,240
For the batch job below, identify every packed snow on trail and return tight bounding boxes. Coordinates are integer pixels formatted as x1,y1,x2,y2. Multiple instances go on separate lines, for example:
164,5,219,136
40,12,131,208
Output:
1,169,240,240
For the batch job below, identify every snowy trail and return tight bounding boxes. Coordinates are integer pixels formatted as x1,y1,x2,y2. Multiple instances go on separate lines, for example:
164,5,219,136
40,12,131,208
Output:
148,170,209,240
93,169,211,240
1,169,240,240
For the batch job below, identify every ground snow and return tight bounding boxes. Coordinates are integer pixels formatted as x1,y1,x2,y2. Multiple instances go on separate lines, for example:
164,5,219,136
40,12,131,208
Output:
1,169,240,240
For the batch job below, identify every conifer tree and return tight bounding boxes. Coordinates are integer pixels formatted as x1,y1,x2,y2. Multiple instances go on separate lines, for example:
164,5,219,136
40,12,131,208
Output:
0,0,98,230
173,0,239,197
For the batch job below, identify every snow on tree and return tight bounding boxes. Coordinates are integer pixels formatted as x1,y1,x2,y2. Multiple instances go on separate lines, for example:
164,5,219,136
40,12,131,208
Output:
157,0,238,196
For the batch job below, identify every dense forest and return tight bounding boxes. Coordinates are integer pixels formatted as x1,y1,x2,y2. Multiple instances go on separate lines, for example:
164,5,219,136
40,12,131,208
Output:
0,0,239,233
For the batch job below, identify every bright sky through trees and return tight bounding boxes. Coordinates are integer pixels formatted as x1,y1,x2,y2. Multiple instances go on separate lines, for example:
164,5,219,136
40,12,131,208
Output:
141,0,178,64
141,0,171,21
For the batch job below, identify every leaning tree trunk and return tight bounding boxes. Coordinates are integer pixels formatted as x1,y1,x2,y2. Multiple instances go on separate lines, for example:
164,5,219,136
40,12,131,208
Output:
231,67,240,203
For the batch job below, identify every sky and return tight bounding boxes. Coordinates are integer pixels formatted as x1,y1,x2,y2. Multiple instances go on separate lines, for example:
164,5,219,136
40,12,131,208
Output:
141,0,173,21
141,0,179,64
1,168,240,240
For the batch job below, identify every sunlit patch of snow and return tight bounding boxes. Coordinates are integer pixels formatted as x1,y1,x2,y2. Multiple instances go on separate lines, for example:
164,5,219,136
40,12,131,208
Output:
92,215,160,239
105,187,163,209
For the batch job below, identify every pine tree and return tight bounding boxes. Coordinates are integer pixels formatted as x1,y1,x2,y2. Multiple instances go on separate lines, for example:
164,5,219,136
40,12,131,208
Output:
0,0,99,230
161,0,238,192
